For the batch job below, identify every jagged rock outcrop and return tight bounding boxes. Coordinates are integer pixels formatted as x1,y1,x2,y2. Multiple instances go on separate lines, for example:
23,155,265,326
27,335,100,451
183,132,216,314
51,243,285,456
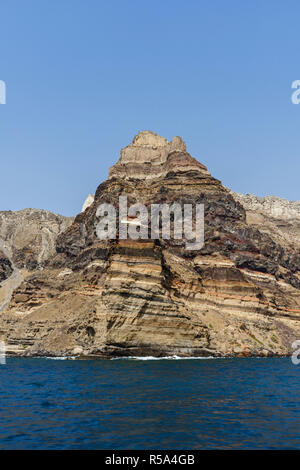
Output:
109,131,209,181
0,131,299,358
0,209,74,270
230,192,300,250
0,209,74,319
231,193,300,221
0,251,13,283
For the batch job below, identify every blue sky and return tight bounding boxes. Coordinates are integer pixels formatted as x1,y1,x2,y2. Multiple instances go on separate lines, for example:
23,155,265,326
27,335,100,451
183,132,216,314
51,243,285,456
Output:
0,0,299,216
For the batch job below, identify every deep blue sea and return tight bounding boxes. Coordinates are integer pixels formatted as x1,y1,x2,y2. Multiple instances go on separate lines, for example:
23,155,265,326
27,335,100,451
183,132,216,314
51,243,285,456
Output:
0,357,299,449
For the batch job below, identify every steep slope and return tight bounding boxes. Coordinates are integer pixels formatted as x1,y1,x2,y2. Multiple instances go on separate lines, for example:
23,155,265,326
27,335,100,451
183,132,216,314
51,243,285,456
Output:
0,131,299,357
0,209,74,323
230,192,300,250
0,209,74,270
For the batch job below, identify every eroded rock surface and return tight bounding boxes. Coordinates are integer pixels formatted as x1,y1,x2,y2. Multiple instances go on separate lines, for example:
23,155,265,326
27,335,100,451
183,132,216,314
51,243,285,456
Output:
0,132,299,358
230,192,300,250
0,209,73,270
109,131,209,181
0,251,13,283
0,209,74,322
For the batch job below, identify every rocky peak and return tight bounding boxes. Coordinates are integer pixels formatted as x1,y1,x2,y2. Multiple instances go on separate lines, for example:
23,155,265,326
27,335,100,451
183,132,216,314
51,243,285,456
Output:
132,130,170,148
121,130,186,163
109,130,209,180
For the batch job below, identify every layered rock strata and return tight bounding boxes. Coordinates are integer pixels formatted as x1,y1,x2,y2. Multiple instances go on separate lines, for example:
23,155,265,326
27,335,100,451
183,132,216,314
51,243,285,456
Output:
0,131,299,357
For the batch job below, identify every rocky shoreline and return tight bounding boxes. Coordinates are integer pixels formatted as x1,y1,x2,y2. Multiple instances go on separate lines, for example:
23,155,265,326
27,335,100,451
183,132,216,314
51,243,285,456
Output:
4,350,290,359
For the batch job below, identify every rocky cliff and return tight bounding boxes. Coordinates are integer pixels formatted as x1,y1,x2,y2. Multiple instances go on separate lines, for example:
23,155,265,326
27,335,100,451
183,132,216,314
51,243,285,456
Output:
0,209,73,317
0,131,299,358
230,192,300,250
0,209,73,270
0,251,13,283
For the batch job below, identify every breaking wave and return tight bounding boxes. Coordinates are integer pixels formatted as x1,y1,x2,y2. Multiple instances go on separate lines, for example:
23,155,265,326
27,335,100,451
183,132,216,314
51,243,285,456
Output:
45,356,76,360
110,355,217,361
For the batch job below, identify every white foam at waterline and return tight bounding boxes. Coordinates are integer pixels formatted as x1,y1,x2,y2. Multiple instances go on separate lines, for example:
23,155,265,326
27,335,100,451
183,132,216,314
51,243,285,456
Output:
45,356,76,360
110,355,218,361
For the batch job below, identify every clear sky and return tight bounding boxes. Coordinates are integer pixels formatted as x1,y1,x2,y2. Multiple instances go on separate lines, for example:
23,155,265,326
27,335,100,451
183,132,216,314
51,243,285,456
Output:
1,0,300,216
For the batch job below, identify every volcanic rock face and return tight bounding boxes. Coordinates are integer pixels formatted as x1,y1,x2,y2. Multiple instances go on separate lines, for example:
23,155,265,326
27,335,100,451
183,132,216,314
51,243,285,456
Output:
0,209,73,318
109,130,209,181
0,131,299,358
230,192,300,250
0,251,13,283
0,209,74,270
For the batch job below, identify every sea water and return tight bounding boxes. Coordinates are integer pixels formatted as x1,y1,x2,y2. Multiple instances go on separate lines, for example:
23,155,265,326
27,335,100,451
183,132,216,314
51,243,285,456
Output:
0,357,299,449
